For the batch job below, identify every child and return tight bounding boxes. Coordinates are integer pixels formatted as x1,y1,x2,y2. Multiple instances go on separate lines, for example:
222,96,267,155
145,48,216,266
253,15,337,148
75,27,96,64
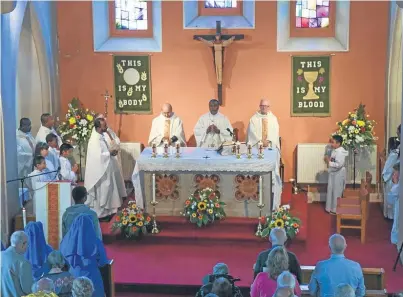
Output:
34,142,58,180
46,133,60,170
324,135,349,214
389,163,400,245
28,156,51,202
59,143,78,182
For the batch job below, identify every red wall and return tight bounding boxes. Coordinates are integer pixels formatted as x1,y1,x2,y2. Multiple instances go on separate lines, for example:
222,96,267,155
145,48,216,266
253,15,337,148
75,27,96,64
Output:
57,1,388,180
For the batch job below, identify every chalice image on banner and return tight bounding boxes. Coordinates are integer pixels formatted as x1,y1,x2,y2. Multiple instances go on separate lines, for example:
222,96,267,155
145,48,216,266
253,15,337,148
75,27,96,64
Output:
303,71,319,100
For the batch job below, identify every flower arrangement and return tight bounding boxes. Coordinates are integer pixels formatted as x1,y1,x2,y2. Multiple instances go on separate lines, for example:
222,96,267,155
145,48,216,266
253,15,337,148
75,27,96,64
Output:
183,188,226,227
111,201,152,238
334,103,377,150
58,98,96,145
261,205,301,239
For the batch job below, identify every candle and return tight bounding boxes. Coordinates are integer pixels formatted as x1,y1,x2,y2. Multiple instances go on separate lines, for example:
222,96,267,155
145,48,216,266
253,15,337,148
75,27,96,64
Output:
152,173,156,203
259,176,263,205
22,207,27,228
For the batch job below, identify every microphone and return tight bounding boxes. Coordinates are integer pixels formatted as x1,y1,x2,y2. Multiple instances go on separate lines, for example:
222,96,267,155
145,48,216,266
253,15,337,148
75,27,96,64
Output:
171,136,178,143
226,128,233,136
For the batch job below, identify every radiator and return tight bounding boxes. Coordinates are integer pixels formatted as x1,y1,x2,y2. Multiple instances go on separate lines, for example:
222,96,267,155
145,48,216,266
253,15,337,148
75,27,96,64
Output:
120,142,142,180
297,143,377,184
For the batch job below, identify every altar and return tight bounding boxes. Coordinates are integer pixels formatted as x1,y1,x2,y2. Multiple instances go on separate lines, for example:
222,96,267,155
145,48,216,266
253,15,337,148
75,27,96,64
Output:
131,147,281,217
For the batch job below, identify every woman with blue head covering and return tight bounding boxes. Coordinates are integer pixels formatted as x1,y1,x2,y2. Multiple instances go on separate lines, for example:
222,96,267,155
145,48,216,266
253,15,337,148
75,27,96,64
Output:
60,213,109,297
24,221,53,279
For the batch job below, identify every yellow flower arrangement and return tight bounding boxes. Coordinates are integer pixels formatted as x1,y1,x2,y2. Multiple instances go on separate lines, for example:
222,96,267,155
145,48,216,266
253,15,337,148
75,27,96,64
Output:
69,118,76,125
261,205,301,239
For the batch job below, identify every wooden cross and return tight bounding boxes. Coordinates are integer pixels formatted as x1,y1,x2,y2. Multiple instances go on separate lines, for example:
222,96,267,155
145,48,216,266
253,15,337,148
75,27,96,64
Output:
194,21,244,105
101,90,112,118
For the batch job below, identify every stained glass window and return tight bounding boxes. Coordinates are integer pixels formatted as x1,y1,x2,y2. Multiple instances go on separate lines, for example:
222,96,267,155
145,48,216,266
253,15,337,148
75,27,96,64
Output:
204,0,237,8
115,0,148,30
295,0,330,28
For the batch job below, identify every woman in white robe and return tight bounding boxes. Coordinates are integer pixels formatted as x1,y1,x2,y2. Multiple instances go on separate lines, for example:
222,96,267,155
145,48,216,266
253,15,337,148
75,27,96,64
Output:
383,147,399,219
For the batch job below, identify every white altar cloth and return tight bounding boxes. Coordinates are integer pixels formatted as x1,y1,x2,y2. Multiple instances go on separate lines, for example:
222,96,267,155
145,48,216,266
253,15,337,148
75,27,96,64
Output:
132,147,281,213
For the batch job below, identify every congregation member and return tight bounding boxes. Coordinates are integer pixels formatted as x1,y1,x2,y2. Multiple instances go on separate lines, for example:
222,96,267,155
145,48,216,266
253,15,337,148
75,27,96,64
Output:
308,234,365,297
42,250,75,297
324,135,348,214
85,118,125,220
1,231,33,297
210,277,233,297
24,222,53,280
383,124,401,219
62,186,102,240
32,278,55,294
36,113,63,147
273,287,294,297
59,143,78,182
148,103,186,147
60,214,109,297
194,99,233,149
72,277,94,297
251,246,301,297
246,99,283,209
277,271,297,291
334,284,355,297
17,118,36,178
46,134,60,170
254,228,302,283
35,142,57,173
202,263,229,284
388,163,400,245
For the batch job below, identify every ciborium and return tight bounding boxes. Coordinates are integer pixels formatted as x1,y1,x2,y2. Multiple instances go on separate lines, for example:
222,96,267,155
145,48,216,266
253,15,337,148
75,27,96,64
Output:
303,71,319,100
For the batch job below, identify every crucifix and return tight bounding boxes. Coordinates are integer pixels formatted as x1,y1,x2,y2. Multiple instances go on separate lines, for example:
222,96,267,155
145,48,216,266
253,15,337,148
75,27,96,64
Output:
101,90,112,118
194,21,244,105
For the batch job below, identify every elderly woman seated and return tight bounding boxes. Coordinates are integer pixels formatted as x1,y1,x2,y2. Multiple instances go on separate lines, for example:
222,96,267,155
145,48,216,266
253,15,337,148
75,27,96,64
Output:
24,222,53,280
250,246,301,297
72,277,94,297
41,251,75,297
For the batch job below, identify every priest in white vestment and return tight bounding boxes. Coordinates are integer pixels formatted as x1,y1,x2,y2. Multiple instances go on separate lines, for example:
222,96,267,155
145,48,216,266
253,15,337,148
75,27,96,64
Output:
246,99,282,209
84,118,125,219
35,113,63,147
148,103,186,147
16,118,36,178
194,99,233,149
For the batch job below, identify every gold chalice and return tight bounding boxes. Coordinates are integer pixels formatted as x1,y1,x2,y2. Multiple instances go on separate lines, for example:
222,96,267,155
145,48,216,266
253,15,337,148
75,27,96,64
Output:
303,71,319,100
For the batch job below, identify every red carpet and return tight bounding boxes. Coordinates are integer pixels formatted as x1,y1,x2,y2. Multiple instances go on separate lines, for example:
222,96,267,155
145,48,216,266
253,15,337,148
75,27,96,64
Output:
101,184,403,294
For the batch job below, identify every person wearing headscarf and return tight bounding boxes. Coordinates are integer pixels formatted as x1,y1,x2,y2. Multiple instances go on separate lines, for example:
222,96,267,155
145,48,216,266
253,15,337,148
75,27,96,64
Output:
24,222,53,280
60,214,109,297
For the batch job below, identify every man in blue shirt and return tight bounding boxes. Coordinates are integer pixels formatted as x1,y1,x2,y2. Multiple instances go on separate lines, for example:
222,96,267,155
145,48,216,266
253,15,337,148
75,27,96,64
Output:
309,234,365,297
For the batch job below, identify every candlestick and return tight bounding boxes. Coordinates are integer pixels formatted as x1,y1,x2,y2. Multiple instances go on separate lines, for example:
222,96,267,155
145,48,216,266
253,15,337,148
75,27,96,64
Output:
175,142,181,158
258,141,264,159
259,175,263,205
152,173,156,203
150,201,160,234
151,143,157,158
236,141,241,159
163,141,169,158
247,142,252,159
22,207,27,228
255,203,265,237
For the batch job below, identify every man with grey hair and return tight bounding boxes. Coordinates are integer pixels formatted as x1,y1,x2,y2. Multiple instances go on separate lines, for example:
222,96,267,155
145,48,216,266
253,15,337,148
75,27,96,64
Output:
32,278,55,293
273,287,294,297
1,231,33,297
309,234,365,297
72,277,94,297
254,227,301,282
202,263,229,284
335,284,355,297
277,271,296,290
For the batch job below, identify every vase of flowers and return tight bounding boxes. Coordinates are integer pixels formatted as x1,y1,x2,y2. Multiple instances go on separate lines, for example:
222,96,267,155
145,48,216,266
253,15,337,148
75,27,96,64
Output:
183,188,226,227
111,201,152,239
260,205,301,239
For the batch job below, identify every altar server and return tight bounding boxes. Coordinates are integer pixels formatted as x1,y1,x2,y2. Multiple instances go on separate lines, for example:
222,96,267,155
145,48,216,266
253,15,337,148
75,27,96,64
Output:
46,134,60,170
28,156,54,202
382,124,400,219
84,118,125,219
246,99,280,149
34,142,57,174
59,143,78,182
194,99,233,149
389,163,400,245
324,135,349,214
148,103,186,147
60,214,109,297
36,113,63,147
17,118,36,178
24,222,53,280
1,231,33,297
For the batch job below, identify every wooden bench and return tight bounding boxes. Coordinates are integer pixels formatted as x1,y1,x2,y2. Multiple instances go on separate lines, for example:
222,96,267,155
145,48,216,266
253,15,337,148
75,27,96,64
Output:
100,259,115,297
300,266,385,291
300,285,387,297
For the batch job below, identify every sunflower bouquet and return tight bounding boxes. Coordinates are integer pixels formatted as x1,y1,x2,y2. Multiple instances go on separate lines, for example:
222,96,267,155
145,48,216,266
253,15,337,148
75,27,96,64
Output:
334,103,377,150
57,98,96,145
183,188,226,227
261,205,301,239
111,201,152,238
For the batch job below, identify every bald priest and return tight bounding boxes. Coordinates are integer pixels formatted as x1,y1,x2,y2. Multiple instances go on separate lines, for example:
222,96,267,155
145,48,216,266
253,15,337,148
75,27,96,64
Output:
148,103,186,147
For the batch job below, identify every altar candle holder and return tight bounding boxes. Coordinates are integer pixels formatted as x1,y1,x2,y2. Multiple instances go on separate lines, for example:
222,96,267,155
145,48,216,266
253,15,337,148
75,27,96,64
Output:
232,142,236,155
247,142,252,159
175,142,181,158
255,203,265,237
258,141,264,159
163,141,169,158
151,143,157,158
236,141,241,159
151,173,160,234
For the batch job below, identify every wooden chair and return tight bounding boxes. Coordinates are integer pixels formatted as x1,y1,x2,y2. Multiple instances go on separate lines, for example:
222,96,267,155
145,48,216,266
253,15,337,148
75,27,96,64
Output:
100,259,115,297
336,183,370,243
338,179,366,207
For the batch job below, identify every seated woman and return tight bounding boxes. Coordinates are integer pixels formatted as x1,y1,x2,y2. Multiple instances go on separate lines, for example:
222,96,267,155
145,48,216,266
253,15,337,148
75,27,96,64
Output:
42,250,75,297
24,221,53,280
60,214,109,297
250,246,301,297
